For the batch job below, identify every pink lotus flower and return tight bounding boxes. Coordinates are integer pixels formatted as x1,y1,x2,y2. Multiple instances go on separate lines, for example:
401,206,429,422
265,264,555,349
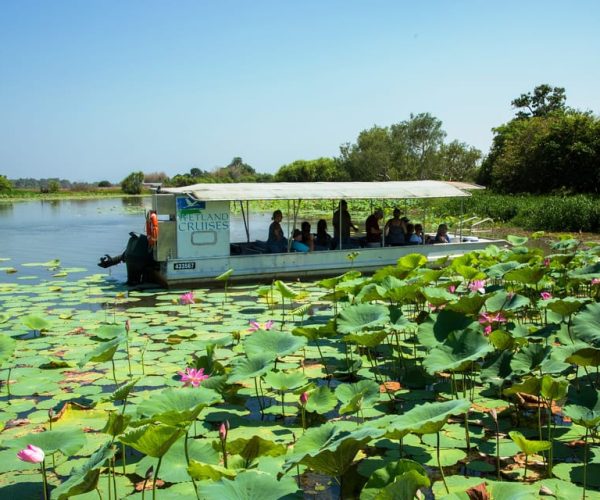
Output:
592,278,600,286
448,285,456,293
540,291,552,300
178,367,209,387
543,258,551,267
248,320,274,332
300,392,309,406
17,445,45,463
179,291,195,305
479,311,506,325
484,325,492,336
469,280,486,294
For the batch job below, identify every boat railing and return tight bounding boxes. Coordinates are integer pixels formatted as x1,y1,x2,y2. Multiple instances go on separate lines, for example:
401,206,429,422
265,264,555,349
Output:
457,216,494,239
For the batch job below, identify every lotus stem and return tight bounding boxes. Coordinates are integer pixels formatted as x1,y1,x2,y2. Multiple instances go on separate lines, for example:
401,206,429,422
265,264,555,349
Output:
437,432,449,494
96,486,103,499
125,334,132,376
41,460,48,500
184,431,200,500
524,454,528,480
464,411,471,452
301,406,306,431
111,456,117,499
152,456,163,500
122,442,126,475
6,367,11,397
583,427,589,499
110,359,118,386
314,339,330,379
253,377,264,413
107,463,112,500
281,391,285,418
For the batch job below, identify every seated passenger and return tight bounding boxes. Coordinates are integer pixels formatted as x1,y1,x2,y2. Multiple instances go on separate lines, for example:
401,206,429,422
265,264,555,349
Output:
365,208,384,247
405,223,422,244
332,200,359,249
301,221,315,252
314,219,332,250
291,229,310,253
414,223,425,244
434,223,451,243
267,210,288,253
384,209,406,246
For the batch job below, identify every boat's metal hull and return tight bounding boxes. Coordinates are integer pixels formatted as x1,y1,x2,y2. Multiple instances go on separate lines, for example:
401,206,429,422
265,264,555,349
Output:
155,240,505,287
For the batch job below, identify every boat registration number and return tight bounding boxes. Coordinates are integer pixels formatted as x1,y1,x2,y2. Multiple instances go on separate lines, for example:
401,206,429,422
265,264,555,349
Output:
174,262,196,270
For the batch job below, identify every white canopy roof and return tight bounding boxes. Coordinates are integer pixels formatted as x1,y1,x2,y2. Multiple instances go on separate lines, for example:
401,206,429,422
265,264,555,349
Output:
161,180,478,201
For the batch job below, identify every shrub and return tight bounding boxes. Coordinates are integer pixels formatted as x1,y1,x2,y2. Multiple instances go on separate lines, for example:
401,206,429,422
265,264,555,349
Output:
120,171,145,194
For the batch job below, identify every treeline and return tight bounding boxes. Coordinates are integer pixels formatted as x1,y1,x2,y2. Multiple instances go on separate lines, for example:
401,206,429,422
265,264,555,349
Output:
0,176,113,194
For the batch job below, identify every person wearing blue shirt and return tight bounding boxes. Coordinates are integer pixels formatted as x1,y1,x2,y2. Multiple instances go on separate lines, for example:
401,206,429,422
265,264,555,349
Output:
291,229,310,252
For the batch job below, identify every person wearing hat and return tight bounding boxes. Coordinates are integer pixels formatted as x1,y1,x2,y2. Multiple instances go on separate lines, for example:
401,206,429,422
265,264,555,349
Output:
384,208,407,246
365,208,384,247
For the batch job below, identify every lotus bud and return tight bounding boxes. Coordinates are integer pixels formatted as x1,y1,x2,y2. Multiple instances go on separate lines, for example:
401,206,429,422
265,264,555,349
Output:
145,465,154,479
300,391,309,406
17,445,45,464
125,319,131,333
219,421,228,441
490,408,498,423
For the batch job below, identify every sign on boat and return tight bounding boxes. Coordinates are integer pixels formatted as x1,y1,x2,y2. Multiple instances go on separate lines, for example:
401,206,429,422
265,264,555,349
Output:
102,181,506,287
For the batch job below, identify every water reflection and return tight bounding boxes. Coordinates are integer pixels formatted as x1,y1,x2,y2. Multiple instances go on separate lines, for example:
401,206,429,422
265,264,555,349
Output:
0,202,13,213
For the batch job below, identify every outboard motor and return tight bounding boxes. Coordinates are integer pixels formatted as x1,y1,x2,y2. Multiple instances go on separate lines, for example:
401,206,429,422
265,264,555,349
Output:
98,233,156,285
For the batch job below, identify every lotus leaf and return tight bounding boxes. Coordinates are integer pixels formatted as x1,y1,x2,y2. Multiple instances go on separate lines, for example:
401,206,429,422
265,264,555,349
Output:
215,268,234,281
92,324,125,340
243,329,306,359
417,310,477,345
137,387,222,426
197,470,301,499
227,354,273,384
52,441,115,500
452,264,485,281
337,304,389,334
263,370,307,392
485,261,522,278
274,280,299,299
227,434,287,464
105,377,140,402
423,330,493,375
305,386,338,414
317,270,362,290
6,429,86,456
421,286,456,306
572,302,600,346
564,386,600,428
0,335,16,365
566,347,600,367
507,235,529,246
78,336,123,368
383,283,422,303
283,422,383,476
397,254,427,273
511,343,552,375
445,294,487,315
188,459,236,481
540,375,568,401
504,266,546,285
547,295,586,316
360,459,430,500
485,290,530,312
503,376,541,397
120,423,185,457
21,314,51,332
509,430,551,455
336,379,380,414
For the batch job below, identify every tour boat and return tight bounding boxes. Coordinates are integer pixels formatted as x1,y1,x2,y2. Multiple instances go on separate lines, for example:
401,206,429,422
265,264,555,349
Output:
100,181,505,287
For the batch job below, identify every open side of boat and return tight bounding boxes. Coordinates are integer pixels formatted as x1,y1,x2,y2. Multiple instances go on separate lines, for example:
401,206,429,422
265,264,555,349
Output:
107,181,506,287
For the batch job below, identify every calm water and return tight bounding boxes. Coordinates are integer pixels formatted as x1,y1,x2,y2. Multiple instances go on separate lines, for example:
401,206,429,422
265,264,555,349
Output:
0,197,281,284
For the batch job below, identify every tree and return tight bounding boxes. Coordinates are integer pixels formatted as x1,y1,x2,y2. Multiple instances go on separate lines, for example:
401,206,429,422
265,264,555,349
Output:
274,158,344,182
337,113,450,181
438,141,482,181
0,175,12,193
511,84,567,119
482,111,600,194
48,180,60,193
97,180,112,188
120,171,145,194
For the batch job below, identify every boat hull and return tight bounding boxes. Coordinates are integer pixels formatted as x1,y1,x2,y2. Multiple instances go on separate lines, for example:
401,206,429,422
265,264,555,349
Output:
155,239,505,287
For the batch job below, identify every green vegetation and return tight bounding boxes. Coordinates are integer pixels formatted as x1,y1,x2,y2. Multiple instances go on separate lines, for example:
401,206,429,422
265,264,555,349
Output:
1,238,600,498
479,84,600,194
120,171,145,195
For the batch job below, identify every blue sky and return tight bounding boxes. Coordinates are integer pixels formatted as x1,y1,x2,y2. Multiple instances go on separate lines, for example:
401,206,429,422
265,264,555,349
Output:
1,1,599,182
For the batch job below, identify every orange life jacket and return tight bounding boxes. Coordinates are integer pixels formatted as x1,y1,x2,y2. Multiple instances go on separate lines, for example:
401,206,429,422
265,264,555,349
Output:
146,211,159,247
